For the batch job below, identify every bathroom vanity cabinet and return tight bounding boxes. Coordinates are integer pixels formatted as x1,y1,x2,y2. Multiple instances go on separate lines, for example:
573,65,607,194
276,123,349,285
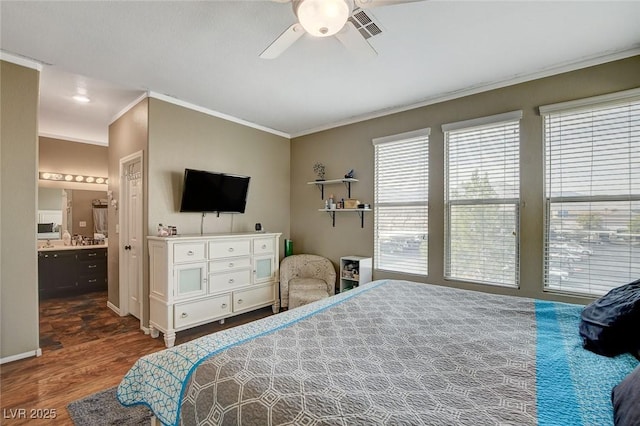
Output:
38,246,107,298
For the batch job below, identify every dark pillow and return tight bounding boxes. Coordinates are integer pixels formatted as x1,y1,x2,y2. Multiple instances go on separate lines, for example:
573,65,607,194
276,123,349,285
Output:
580,278,640,356
612,364,640,426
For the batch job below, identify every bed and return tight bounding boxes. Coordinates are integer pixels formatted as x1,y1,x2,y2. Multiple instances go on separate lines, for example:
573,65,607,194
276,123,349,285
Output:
117,279,638,425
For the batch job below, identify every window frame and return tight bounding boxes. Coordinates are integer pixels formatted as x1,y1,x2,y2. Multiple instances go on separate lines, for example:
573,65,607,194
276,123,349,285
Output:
442,110,522,287
540,88,640,296
372,128,430,276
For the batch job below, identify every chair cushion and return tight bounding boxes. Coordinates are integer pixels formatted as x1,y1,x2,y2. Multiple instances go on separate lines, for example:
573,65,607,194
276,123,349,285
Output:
289,278,330,309
289,277,328,291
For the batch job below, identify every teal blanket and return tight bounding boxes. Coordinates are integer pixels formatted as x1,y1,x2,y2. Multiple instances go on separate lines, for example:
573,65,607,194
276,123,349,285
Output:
536,300,637,425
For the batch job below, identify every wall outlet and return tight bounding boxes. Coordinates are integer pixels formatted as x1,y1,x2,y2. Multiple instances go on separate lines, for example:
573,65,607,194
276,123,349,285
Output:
79,221,87,227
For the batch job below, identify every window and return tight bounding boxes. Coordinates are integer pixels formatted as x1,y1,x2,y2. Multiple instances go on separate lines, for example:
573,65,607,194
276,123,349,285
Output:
443,111,521,287
541,89,640,296
373,128,429,276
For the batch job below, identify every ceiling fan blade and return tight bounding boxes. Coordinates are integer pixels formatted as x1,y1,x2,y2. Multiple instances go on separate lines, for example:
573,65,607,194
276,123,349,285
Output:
335,21,377,58
260,23,305,59
355,0,425,8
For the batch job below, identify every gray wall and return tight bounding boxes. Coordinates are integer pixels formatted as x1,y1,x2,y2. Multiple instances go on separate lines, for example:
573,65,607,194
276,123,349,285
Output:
290,55,640,305
107,97,291,327
1,60,40,360
147,98,291,238
108,98,149,308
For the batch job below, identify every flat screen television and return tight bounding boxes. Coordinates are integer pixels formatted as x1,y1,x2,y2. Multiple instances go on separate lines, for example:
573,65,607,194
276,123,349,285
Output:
179,168,250,214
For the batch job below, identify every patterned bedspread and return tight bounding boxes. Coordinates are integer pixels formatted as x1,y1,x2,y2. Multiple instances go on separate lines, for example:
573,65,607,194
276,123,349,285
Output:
117,280,638,425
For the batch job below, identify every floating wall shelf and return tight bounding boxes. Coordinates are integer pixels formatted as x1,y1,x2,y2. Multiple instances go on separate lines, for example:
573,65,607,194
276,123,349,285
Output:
318,208,372,228
307,178,359,199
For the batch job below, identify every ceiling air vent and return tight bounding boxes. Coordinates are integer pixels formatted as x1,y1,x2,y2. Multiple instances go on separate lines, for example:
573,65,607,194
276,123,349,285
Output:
348,9,383,40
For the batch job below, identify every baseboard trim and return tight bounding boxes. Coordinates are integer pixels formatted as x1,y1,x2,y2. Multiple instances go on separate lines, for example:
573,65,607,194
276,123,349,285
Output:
106,301,122,316
0,348,42,365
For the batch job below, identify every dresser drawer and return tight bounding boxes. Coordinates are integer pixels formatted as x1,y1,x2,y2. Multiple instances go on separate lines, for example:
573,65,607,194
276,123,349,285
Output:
174,294,232,329
253,238,274,255
209,269,251,292
209,256,251,273
208,239,250,258
174,243,206,263
233,284,274,312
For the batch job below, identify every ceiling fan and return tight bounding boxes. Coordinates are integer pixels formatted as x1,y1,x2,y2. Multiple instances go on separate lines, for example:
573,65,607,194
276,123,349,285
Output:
260,0,424,59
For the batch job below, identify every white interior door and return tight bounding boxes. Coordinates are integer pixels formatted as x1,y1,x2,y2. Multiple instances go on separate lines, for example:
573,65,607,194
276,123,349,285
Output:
119,152,143,321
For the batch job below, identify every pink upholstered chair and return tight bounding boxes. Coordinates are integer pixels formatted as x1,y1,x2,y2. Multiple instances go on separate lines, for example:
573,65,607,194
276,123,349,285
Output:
280,254,336,309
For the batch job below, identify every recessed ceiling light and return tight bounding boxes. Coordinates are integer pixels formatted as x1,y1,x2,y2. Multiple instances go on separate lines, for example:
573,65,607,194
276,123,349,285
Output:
72,95,91,103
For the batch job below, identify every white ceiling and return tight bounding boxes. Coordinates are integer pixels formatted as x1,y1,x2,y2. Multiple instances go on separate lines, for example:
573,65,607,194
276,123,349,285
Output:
1,1,639,145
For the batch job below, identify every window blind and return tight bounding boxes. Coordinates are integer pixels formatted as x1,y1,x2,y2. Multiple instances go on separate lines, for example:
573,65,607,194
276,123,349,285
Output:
373,129,429,276
443,112,521,287
543,93,640,296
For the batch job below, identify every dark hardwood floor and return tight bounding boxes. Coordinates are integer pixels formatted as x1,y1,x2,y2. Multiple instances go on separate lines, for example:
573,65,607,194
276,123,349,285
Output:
0,291,274,425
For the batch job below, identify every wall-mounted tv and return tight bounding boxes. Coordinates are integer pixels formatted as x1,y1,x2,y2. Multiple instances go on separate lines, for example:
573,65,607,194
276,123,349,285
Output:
179,168,250,214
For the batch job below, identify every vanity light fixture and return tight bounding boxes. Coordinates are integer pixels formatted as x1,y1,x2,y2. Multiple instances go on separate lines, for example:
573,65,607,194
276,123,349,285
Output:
39,172,108,185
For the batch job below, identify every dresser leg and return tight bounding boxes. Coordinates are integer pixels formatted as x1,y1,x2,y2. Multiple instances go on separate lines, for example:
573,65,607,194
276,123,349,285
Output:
164,332,176,348
272,302,279,313
150,327,160,339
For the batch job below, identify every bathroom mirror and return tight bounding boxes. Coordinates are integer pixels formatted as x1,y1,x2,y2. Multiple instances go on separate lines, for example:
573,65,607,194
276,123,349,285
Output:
38,186,108,239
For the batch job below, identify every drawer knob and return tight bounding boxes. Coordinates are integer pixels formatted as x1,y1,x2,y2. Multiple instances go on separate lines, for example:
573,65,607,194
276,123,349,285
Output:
187,250,194,256
228,278,235,284
262,244,267,249
228,247,234,252
228,262,234,268
221,303,227,308
237,299,243,304
88,253,97,257
181,312,188,318
88,264,97,269
88,279,97,283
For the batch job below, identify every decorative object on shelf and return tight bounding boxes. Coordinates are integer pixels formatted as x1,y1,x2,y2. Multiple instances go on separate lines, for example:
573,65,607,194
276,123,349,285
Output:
328,193,336,210
313,162,326,181
255,223,262,232
344,199,359,209
344,169,354,179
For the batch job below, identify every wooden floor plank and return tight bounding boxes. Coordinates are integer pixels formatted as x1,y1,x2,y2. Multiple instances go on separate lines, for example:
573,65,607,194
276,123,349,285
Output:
0,291,274,425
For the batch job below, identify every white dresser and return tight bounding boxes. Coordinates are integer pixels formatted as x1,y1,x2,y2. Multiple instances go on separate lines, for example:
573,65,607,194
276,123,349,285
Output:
148,232,281,347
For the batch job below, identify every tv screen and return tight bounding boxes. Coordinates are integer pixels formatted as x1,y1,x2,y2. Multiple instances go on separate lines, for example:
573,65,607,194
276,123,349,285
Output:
179,169,250,213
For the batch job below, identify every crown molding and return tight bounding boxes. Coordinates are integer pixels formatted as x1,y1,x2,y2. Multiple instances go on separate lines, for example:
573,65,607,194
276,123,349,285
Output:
109,92,148,125
39,132,107,146
147,92,291,139
0,50,43,71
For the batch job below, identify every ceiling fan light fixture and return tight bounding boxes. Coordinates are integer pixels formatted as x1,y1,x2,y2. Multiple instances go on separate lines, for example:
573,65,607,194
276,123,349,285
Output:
295,0,352,37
